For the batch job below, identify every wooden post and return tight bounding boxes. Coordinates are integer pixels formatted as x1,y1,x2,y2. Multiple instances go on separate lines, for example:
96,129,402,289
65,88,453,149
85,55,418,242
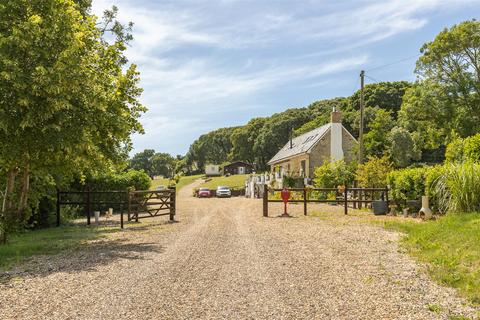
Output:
359,189,363,209
303,188,307,216
385,188,389,207
56,189,61,227
86,189,91,225
353,181,357,209
263,184,268,217
344,183,348,215
169,186,176,221
127,191,131,221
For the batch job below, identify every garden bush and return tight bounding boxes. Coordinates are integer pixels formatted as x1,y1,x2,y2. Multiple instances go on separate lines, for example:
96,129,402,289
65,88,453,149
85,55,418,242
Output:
313,160,355,188
387,167,429,202
445,133,480,163
355,156,392,187
87,169,151,191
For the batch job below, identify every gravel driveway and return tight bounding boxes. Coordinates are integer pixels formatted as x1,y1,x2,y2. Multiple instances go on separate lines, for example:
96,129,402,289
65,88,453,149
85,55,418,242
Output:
0,180,478,319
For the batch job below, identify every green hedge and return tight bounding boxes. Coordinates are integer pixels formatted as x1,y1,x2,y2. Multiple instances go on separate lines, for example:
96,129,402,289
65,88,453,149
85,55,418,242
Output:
87,169,151,191
387,165,446,212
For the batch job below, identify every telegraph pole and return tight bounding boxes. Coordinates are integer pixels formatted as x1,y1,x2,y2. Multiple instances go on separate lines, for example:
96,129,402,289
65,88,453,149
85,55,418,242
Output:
359,70,365,164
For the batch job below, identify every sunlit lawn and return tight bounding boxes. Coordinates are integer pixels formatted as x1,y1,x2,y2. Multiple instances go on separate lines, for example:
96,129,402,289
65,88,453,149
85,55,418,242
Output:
201,174,248,189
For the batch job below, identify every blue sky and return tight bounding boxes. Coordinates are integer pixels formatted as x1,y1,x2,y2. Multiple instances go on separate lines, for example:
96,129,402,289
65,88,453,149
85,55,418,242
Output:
92,0,479,156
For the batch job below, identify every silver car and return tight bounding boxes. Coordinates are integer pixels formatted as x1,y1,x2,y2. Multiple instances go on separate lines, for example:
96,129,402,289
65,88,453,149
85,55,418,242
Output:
216,186,231,198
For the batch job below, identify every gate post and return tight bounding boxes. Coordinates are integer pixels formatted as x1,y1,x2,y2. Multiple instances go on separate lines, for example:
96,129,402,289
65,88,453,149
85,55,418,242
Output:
169,186,176,221
263,184,268,217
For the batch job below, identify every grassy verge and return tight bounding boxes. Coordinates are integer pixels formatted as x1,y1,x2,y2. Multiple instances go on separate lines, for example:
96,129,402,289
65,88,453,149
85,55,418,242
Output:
176,174,204,190
380,213,480,305
0,225,116,271
150,174,204,191
150,177,170,190
201,174,248,189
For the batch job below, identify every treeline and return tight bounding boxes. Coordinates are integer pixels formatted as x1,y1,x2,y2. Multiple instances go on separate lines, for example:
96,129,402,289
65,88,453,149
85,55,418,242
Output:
181,19,480,173
0,1,146,241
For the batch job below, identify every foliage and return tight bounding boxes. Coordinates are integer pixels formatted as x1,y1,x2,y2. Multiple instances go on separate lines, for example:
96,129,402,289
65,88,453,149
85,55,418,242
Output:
445,133,480,163
129,149,175,178
355,156,392,188
0,0,145,241
383,213,480,305
433,163,480,213
313,160,355,188
87,170,151,191
388,127,421,168
363,108,394,158
399,20,480,151
387,167,429,202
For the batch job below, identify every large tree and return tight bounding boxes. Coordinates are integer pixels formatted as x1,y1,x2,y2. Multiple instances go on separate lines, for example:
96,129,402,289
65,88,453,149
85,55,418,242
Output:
400,20,480,149
0,0,145,241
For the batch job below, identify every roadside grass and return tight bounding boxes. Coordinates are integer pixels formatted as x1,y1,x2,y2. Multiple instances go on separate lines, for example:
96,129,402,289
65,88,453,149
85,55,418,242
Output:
0,225,117,271
201,174,248,189
379,213,480,305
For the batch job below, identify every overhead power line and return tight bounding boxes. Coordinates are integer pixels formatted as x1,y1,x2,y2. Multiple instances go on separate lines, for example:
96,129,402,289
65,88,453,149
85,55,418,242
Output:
365,53,421,72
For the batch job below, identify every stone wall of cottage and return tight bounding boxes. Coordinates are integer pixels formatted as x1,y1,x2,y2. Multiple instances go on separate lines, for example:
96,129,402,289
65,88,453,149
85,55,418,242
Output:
308,130,331,177
342,128,358,163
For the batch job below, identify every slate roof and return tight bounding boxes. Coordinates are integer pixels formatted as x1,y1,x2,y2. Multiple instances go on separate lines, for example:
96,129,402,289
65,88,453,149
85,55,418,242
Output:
267,123,331,165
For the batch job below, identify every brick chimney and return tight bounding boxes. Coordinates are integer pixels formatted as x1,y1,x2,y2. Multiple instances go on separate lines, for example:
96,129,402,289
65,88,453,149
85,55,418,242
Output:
331,107,342,123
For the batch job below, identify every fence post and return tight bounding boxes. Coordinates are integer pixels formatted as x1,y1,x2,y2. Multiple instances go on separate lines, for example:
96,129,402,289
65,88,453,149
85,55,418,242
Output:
385,188,389,207
344,183,348,215
353,181,357,209
263,184,268,217
86,189,91,225
303,187,307,216
56,189,61,227
169,186,176,221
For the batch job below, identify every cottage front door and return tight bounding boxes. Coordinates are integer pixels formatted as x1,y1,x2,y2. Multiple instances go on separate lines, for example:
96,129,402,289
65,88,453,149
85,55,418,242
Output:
238,166,245,174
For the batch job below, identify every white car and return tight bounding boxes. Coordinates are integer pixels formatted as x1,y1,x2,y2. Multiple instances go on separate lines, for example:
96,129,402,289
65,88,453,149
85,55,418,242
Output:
216,186,231,198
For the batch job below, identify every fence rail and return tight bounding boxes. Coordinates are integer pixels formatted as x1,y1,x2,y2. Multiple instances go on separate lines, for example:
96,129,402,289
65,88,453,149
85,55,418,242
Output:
57,188,176,229
262,185,389,217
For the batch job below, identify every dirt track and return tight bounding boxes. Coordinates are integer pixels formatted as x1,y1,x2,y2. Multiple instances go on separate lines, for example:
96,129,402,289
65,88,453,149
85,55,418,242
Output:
0,179,478,319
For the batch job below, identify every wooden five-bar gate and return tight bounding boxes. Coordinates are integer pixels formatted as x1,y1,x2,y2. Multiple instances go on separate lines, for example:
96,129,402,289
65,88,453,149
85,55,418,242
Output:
262,184,388,217
56,187,176,229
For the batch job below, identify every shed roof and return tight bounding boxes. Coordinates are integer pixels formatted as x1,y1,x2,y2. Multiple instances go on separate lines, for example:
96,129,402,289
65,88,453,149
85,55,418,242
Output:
267,123,331,165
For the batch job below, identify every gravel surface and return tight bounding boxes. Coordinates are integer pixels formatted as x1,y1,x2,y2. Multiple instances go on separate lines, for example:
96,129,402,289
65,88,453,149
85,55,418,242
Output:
0,180,478,319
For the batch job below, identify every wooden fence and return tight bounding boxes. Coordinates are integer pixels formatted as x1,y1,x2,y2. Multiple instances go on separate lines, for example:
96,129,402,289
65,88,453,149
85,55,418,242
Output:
56,187,176,229
262,185,388,217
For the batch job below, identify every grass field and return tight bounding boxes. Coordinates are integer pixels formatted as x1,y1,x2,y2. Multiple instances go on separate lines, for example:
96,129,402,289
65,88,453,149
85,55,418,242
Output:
381,213,480,305
0,225,116,271
201,174,248,189
150,174,205,191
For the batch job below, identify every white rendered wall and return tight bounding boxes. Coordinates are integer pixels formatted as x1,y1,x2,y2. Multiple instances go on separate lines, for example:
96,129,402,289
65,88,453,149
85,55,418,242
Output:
330,124,344,161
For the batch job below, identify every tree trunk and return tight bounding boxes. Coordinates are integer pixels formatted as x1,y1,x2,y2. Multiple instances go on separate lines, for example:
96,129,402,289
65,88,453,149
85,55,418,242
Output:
1,168,18,244
5,168,18,212
18,162,30,221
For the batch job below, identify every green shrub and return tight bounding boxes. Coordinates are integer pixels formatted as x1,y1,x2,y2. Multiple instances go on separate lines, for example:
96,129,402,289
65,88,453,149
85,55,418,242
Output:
313,160,355,188
445,133,480,163
355,156,392,187
87,169,151,191
387,167,429,202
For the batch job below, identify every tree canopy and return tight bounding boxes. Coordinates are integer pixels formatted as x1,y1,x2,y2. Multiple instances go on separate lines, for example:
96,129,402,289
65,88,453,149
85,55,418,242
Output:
0,0,145,240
